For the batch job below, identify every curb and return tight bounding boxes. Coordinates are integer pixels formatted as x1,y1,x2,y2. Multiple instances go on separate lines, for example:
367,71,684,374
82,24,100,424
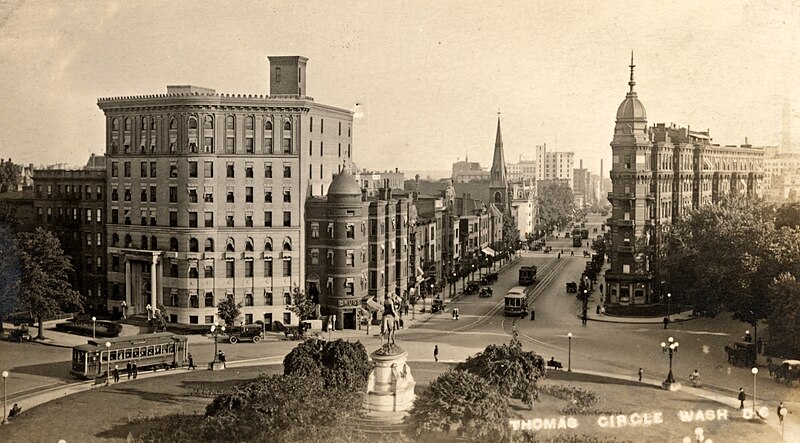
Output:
585,314,698,325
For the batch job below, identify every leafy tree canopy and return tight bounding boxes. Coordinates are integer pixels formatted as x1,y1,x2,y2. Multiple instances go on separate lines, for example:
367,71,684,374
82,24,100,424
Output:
283,338,373,391
766,273,800,358
215,297,242,329
537,182,574,232
289,285,317,320
15,227,83,338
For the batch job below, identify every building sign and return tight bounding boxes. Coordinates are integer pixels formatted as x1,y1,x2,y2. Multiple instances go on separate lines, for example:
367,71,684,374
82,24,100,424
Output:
335,299,360,307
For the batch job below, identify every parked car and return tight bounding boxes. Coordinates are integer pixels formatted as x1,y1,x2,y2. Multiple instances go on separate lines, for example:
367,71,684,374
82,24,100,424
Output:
431,299,445,314
544,246,552,253
227,324,265,344
481,272,499,285
464,281,481,295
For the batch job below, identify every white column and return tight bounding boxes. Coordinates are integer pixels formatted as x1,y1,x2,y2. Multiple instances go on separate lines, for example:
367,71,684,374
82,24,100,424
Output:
125,259,132,310
150,256,158,309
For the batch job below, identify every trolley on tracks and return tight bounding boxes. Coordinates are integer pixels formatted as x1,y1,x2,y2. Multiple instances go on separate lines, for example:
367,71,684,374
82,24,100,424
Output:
504,286,529,317
70,332,188,379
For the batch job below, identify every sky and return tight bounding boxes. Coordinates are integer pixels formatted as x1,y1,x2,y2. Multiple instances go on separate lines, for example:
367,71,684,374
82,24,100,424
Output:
0,0,798,177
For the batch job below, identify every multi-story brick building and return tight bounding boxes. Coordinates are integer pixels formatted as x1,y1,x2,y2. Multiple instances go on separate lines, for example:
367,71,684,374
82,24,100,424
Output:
305,170,410,329
32,155,107,312
605,58,764,306
356,169,404,198
97,55,354,326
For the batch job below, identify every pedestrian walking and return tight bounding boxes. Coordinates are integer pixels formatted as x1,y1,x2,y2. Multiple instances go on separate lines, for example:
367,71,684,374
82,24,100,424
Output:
112,364,120,383
596,305,601,315
132,361,138,379
756,337,763,355
121,301,127,319
638,368,643,382
777,402,786,424
434,345,439,362
188,352,196,370
218,351,226,368
663,317,669,329
738,388,746,409
404,304,409,316
530,309,536,321
366,321,371,336
599,283,603,294
126,361,132,379
570,251,574,256
581,311,588,326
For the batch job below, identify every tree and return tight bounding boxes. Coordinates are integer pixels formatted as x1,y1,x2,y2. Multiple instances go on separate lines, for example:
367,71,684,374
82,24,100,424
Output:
0,226,20,332
215,297,242,329
537,182,574,232
284,338,373,391
766,273,800,358
775,202,800,229
455,340,546,408
15,228,83,339
289,285,318,320
407,369,511,442
0,159,21,193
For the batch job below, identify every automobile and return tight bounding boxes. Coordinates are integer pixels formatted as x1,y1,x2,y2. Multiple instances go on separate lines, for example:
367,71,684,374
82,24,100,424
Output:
593,227,598,233
479,287,493,298
566,282,577,293
481,272,499,285
532,243,542,250
227,324,265,344
431,299,445,314
544,246,552,253
564,232,571,238
464,281,481,295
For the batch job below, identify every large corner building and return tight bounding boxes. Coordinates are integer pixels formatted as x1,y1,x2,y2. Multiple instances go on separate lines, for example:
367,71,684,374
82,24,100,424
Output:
97,56,353,327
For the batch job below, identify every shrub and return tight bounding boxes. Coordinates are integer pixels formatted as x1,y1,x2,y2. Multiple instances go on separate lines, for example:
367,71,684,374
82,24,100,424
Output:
283,338,373,391
55,319,121,338
539,384,600,415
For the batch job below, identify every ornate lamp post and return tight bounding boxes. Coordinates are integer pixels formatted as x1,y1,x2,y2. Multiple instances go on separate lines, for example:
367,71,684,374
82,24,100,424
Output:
750,367,758,412
567,332,573,372
105,342,111,385
2,371,8,425
210,323,225,365
660,336,680,389
666,293,671,323
92,316,97,339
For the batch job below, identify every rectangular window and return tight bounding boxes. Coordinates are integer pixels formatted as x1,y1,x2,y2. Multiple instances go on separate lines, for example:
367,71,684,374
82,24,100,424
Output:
346,250,354,267
226,163,234,178
204,212,213,227
227,190,235,203
245,187,253,203
245,138,254,154
265,164,272,178
264,211,273,227
204,190,213,203
283,211,291,227
204,161,213,178
225,137,235,154
169,186,178,203
111,188,118,201
227,215,234,227
245,214,253,227
205,265,214,278
283,258,292,277
150,162,157,178
226,261,235,278
319,141,323,156
264,261,273,278
283,189,291,203
111,162,118,177
245,165,253,178
310,249,319,265
97,209,102,223
346,224,355,239
245,260,254,278
204,136,214,152
140,162,147,178
311,222,319,238
124,162,131,178
264,190,272,203
283,165,291,178
320,119,324,133
188,189,198,203
189,212,198,228
169,211,178,227
150,186,157,203
111,209,118,224
124,188,131,202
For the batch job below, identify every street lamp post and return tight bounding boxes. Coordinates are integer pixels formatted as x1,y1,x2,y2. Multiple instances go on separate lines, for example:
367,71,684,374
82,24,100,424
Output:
666,293,671,323
567,333,573,372
2,371,8,425
105,342,111,385
751,367,758,412
210,323,225,367
92,316,97,339
660,336,680,389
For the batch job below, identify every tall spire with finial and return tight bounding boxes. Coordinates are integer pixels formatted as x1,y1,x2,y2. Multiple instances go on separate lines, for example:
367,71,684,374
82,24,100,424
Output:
628,51,636,94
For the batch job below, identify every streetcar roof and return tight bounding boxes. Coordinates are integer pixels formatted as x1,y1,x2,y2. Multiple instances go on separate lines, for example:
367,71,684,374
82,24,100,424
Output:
506,286,527,296
74,332,187,350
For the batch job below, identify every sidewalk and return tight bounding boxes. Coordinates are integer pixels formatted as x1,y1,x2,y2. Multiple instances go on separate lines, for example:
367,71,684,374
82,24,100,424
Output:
584,307,696,324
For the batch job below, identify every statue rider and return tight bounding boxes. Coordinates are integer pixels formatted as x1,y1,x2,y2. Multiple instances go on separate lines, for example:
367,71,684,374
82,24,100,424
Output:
381,294,399,345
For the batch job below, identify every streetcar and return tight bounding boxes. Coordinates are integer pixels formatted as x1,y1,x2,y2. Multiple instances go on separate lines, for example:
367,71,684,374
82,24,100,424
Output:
572,235,583,247
504,286,529,316
519,265,537,286
71,332,189,379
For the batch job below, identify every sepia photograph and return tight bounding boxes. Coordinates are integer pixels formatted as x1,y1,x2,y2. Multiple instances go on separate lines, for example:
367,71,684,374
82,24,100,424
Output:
0,1,798,442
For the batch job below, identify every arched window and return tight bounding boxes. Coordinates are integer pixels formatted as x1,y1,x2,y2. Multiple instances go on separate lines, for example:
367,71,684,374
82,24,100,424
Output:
188,117,198,129
124,118,131,131
283,237,292,251
150,236,158,250
204,238,214,252
189,267,199,279
124,234,132,248
226,115,235,130
264,119,273,154
170,237,179,252
204,292,214,307
245,116,254,131
169,118,178,130
265,120,273,131
203,116,213,130
245,293,254,306
226,238,235,252
245,238,254,252
282,121,292,153
112,118,119,131
189,238,199,252
265,238,273,251
141,116,147,128
112,233,119,246
150,118,156,130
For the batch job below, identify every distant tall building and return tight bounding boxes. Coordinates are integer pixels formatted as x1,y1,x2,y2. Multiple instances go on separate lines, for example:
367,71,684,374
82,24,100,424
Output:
356,169,404,197
452,156,489,183
535,144,574,188
506,157,537,183
605,55,764,306
97,55,354,326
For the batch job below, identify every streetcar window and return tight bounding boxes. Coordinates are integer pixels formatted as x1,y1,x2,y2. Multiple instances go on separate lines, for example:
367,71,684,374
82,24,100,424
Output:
147,346,154,356
125,349,132,359
155,345,162,355
169,344,175,353
132,348,140,358
110,351,117,361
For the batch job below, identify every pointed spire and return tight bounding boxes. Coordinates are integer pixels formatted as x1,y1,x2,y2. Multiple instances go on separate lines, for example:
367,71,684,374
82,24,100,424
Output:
628,51,636,94
495,113,503,147
490,114,507,193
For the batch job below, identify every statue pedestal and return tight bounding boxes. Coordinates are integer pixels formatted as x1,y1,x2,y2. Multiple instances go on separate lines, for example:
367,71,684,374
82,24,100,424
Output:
661,381,681,391
208,361,225,371
364,344,416,414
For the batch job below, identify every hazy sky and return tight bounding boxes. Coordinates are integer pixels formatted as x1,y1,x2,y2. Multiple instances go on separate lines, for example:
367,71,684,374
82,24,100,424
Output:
0,0,798,175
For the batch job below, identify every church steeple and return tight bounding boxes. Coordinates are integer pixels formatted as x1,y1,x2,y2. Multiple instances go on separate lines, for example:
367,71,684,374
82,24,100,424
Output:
489,114,509,213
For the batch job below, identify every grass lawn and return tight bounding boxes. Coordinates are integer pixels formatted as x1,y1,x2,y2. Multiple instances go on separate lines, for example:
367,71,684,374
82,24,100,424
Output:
0,363,780,443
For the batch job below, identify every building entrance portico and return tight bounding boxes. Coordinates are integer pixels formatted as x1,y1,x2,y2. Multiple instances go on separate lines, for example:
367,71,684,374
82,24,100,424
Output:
123,251,164,316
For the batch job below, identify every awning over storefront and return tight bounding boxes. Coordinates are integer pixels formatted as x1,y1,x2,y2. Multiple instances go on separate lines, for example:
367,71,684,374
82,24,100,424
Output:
364,298,382,312
482,247,496,257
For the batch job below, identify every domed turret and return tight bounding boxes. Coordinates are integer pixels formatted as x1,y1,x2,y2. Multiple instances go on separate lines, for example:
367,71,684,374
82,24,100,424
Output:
327,168,362,201
616,52,647,122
